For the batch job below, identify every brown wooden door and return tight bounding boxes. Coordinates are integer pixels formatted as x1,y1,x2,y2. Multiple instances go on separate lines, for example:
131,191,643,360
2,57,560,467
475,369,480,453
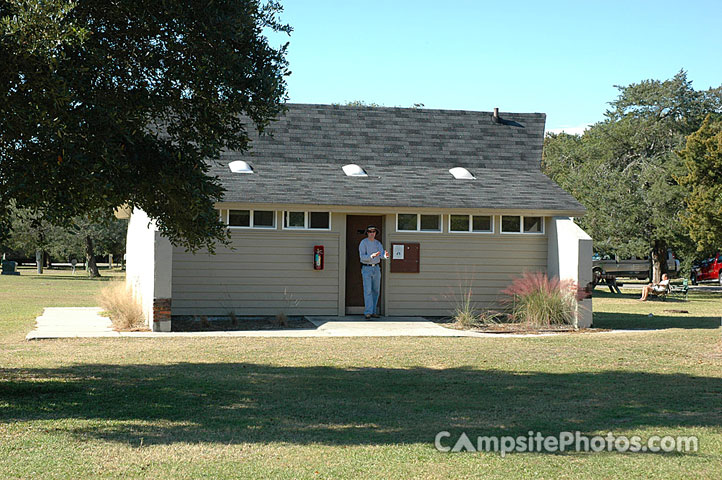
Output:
346,215,383,314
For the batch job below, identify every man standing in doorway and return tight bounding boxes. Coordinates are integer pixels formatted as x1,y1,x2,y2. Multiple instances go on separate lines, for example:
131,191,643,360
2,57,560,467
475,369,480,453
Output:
358,225,389,319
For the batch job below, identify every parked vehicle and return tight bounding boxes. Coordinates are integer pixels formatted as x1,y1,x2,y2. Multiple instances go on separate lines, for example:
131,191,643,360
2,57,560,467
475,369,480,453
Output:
690,252,722,285
592,249,680,280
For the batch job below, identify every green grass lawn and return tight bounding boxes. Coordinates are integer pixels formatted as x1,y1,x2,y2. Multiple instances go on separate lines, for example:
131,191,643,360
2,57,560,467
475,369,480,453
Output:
0,267,124,341
1,269,721,479
593,286,721,329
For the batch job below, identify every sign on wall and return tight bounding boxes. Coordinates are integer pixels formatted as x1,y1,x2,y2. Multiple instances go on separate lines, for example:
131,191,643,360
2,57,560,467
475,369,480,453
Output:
390,243,420,273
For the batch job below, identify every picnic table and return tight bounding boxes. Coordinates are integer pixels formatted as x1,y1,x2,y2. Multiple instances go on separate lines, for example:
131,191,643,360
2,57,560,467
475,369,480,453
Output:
592,272,622,294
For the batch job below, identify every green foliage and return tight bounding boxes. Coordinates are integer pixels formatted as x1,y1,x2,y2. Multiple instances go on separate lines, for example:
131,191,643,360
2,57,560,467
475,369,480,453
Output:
5,205,127,262
46,212,128,262
676,115,722,253
543,71,721,272
0,0,291,252
340,100,425,108
3,207,51,256
501,272,578,327
343,100,382,107
0,0,90,55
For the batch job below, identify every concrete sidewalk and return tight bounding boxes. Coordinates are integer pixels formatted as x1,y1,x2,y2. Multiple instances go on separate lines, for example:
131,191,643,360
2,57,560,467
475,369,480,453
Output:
304,316,482,336
28,307,118,339
26,308,648,340
26,308,499,339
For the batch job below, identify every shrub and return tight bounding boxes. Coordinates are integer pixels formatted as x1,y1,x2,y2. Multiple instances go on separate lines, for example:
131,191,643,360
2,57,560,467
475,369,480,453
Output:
501,272,578,327
98,282,146,331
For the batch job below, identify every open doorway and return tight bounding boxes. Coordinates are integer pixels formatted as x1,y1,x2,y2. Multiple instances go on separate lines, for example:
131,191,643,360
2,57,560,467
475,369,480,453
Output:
345,215,384,315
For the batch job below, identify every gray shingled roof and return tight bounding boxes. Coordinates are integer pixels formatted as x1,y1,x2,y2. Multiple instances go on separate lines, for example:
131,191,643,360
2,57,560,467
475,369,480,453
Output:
211,104,585,213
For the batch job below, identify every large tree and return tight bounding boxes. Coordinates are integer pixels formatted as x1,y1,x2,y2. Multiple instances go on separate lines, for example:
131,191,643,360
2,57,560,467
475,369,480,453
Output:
676,114,722,254
45,211,128,277
543,71,722,281
0,0,291,251
4,206,53,272
5,205,128,276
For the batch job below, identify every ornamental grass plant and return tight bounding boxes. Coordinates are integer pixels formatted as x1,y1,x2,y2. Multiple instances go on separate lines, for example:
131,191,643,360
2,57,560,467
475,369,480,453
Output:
98,281,147,331
451,283,505,328
501,272,578,328
452,284,479,327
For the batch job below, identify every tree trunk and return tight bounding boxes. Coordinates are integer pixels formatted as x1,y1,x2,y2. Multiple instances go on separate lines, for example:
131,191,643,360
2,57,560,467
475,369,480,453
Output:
85,235,101,278
35,249,43,274
651,239,668,283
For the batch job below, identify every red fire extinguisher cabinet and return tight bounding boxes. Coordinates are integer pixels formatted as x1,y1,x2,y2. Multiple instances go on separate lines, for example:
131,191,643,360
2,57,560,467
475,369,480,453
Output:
313,246,324,270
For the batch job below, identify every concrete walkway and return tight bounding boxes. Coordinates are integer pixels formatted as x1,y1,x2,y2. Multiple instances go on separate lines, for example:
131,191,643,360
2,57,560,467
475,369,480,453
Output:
26,308,649,340
304,316,482,337
28,307,117,339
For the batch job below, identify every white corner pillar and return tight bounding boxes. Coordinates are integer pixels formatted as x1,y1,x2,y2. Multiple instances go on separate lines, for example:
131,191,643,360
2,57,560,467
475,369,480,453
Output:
547,217,593,329
125,209,173,332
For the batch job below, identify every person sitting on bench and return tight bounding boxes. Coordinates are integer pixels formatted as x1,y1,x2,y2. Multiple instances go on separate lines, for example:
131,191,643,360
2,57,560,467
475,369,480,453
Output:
639,274,669,301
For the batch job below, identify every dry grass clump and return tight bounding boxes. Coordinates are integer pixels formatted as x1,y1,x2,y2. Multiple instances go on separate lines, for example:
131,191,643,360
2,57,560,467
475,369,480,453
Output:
98,282,147,331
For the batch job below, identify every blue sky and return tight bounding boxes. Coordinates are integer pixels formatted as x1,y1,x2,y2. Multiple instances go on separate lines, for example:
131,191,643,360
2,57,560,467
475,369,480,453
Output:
267,0,722,133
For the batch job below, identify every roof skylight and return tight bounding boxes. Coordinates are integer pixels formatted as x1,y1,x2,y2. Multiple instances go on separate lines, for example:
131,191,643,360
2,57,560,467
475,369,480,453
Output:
449,167,475,179
342,164,368,177
228,160,254,174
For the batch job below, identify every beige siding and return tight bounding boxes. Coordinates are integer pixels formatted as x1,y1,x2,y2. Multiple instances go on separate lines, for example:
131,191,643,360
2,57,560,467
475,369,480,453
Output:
384,215,547,317
172,212,343,316
171,210,549,318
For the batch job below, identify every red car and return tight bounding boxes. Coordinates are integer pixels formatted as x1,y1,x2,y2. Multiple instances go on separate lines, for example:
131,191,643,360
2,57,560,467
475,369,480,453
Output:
691,252,722,285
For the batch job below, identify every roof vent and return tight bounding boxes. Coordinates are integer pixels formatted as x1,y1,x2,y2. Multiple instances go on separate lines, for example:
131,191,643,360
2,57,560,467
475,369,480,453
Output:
342,164,368,177
228,160,254,173
492,107,501,123
449,167,475,180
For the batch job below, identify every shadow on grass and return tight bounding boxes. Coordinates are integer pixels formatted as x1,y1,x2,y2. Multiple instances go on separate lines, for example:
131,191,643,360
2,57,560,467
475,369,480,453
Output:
593,312,720,330
1,363,721,448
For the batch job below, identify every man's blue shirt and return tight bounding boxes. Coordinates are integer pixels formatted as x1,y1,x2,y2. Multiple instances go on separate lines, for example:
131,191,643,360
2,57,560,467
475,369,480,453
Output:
359,238,386,265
